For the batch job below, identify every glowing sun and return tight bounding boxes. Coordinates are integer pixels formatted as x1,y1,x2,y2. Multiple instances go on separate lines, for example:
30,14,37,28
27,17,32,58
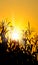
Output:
12,31,19,41
5,26,22,41
10,28,22,41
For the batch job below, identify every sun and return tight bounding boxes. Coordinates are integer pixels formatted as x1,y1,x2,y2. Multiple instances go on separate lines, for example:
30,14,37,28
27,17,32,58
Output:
10,28,22,41
5,26,22,41
12,31,19,41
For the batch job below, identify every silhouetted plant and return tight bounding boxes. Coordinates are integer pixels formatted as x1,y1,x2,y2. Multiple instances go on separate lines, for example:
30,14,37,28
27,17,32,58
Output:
0,20,12,52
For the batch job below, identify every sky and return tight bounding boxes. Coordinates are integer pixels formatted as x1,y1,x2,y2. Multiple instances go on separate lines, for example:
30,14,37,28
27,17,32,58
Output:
0,0,38,32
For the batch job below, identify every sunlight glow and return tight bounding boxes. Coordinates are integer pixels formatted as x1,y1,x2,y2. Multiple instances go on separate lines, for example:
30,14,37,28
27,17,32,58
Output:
12,31,19,40
6,26,22,41
11,29,21,41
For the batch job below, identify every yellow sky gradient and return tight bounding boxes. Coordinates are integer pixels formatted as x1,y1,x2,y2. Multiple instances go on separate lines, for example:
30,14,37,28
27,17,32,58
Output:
0,0,38,32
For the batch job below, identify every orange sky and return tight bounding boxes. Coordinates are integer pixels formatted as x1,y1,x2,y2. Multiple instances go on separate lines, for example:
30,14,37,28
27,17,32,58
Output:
0,0,38,32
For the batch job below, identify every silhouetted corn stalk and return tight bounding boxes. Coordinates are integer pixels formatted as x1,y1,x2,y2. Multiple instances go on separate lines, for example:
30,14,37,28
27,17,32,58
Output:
0,20,13,51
